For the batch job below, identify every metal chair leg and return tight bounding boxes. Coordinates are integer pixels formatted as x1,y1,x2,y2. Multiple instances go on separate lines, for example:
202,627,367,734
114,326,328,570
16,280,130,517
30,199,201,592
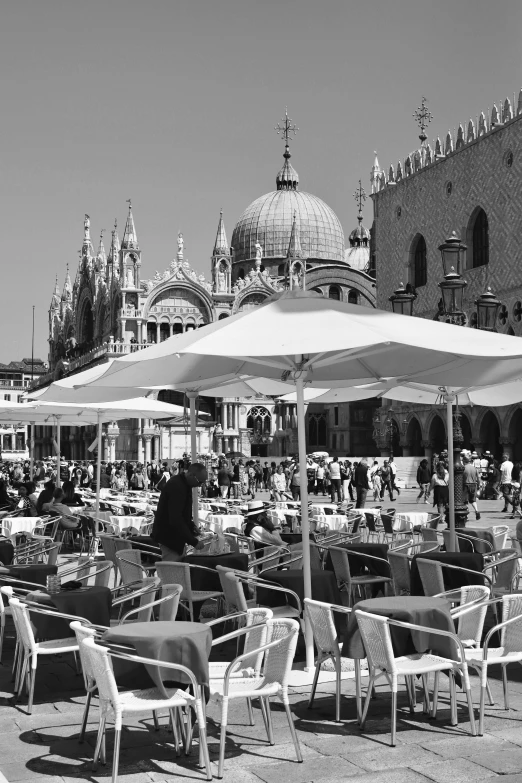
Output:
79,691,92,742
112,727,121,783
390,690,397,746
308,660,321,709
502,665,510,710
283,700,302,763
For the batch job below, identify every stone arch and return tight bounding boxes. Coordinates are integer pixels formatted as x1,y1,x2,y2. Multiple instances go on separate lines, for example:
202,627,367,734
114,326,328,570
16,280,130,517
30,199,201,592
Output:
408,233,427,288
466,206,489,269
427,413,446,454
507,407,522,461
328,285,341,301
405,415,423,456
233,290,270,314
77,294,94,346
390,418,402,457
478,409,501,458
145,281,212,326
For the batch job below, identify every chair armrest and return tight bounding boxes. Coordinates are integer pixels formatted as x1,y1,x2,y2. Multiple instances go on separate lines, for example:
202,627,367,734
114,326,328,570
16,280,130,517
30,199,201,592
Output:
222,630,291,693
385,616,467,663
211,620,268,647
241,575,302,614
104,647,201,693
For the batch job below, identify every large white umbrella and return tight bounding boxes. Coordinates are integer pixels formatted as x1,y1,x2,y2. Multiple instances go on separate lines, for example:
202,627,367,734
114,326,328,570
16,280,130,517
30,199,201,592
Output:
75,291,522,668
0,397,188,516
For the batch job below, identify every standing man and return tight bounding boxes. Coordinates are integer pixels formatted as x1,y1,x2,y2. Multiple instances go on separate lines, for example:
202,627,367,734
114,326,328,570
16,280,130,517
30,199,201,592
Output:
380,460,395,502
217,459,232,499
329,456,342,503
389,456,400,497
315,461,326,496
500,453,514,513
462,454,481,521
353,458,370,509
231,459,241,499
152,463,207,561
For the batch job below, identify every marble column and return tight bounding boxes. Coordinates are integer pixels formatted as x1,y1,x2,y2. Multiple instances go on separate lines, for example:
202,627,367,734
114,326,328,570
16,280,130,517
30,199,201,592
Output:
11,433,16,451
223,403,228,431
137,435,144,464
154,433,161,461
228,404,233,431
109,437,116,462
499,438,514,459
421,440,434,464
144,435,152,464
156,323,160,344
281,404,287,430
169,427,176,459
103,434,109,461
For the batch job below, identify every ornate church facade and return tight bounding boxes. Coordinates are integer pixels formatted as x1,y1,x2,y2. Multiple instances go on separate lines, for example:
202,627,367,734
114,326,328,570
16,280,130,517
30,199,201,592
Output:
35,118,378,461
370,90,522,463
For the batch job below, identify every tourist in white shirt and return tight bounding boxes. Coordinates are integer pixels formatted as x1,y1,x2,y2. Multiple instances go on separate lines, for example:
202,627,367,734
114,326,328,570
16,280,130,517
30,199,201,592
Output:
500,453,514,512
270,464,288,501
328,457,342,503
315,462,326,496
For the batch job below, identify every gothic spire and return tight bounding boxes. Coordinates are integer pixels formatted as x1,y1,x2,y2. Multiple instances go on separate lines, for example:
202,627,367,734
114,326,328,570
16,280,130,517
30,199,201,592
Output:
213,210,229,255
121,199,139,250
62,264,72,302
109,219,119,265
286,212,305,259
50,275,60,310
97,229,107,274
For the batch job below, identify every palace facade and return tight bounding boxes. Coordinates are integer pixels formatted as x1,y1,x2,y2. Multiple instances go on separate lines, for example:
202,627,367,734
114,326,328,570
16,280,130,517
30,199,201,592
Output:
34,126,379,461
370,89,522,462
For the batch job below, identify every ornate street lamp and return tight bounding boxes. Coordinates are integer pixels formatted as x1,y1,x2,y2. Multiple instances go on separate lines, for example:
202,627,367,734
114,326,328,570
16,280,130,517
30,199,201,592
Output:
438,232,468,326
475,287,502,332
389,282,416,316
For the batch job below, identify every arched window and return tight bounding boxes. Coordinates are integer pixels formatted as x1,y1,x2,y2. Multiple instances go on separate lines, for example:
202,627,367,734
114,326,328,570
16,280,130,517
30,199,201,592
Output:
470,208,489,268
329,285,341,301
411,235,427,288
238,268,245,279
348,289,358,304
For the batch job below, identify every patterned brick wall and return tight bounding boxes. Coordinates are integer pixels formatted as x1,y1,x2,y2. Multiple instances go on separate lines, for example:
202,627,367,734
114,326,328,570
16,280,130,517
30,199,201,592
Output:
373,114,522,336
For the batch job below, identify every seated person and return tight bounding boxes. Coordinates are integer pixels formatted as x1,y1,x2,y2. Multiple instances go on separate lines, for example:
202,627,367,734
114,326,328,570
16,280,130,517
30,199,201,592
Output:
0,478,16,516
243,500,283,547
15,484,38,517
48,488,81,530
37,480,56,514
62,480,85,507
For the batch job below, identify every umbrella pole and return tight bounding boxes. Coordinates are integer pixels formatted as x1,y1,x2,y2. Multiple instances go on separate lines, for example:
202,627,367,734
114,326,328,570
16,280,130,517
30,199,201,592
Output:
445,395,456,551
95,412,102,520
187,392,199,526
29,422,35,480
56,416,62,488
295,376,314,671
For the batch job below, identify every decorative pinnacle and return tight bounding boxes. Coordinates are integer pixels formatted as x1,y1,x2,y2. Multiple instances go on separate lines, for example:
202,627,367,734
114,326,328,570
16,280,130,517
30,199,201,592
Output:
353,179,367,220
126,198,132,211
275,108,299,145
413,96,433,142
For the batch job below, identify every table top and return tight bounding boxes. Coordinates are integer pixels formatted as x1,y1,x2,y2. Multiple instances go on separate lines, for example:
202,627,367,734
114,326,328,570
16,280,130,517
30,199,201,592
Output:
2,563,58,586
257,568,340,609
325,542,389,577
26,585,112,639
343,595,456,660
410,551,484,596
104,620,212,693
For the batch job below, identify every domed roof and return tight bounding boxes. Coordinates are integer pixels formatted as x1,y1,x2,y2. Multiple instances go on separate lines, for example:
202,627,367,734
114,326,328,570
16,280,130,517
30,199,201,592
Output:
231,143,345,264
344,244,370,271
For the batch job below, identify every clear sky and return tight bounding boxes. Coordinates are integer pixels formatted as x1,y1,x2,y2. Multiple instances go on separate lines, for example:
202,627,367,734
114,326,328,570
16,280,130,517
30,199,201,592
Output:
1,0,521,363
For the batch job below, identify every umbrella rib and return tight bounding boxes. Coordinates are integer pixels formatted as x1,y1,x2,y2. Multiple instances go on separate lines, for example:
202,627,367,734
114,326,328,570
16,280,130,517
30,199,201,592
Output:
310,343,392,371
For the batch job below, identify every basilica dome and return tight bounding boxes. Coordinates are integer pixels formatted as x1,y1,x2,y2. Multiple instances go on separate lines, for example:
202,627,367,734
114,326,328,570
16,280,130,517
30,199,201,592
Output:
231,145,345,265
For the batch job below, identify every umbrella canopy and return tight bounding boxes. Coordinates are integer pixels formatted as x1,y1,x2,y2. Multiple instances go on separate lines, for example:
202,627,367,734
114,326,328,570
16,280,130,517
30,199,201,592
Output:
75,290,522,668
77,291,522,391
25,361,153,403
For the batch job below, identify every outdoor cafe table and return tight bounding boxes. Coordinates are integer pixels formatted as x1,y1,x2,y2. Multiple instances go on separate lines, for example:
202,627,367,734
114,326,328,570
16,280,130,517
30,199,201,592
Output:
0,539,14,565
393,512,430,532
410,552,484,596
183,552,249,593
25,585,112,639
103,620,212,697
324,542,390,577
203,514,244,532
0,563,58,587
256,568,341,610
342,596,456,660
3,517,42,542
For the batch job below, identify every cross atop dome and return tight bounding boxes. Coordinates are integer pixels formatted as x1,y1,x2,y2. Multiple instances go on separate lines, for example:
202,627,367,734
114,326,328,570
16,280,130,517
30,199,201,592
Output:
275,109,300,191
353,180,367,221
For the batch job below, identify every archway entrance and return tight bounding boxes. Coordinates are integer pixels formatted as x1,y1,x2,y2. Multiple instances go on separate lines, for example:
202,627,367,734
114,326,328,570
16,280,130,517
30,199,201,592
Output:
509,409,522,462
391,420,402,457
479,411,500,459
429,414,446,454
80,300,94,346
405,417,423,456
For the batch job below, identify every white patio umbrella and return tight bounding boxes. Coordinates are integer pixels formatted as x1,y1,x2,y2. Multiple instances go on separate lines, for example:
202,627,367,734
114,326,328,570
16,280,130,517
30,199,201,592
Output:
0,397,188,516
75,290,522,669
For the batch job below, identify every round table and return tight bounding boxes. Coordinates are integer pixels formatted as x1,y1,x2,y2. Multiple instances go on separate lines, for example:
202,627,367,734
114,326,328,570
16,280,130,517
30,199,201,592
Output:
257,568,341,610
0,563,58,587
325,542,390,578
26,585,112,639
0,539,14,566
183,552,249,592
103,620,212,696
343,596,456,660
410,552,484,596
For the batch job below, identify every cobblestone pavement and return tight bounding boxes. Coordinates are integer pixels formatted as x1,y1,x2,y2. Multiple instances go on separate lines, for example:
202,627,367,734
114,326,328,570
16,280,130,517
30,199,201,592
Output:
1,487,521,783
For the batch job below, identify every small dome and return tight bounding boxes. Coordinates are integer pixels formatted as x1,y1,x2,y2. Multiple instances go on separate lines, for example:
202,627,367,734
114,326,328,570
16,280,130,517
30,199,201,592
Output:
349,222,371,245
344,244,370,271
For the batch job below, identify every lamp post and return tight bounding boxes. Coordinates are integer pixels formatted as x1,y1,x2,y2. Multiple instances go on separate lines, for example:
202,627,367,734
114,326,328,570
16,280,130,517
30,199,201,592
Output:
389,282,417,316
438,232,468,326
475,287,502,332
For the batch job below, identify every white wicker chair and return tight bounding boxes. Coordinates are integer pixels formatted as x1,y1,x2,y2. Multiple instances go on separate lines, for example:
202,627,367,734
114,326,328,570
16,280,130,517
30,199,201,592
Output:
81,636,212,783
69,621,97,741
208,617,302,779
9,597,79,714
355,609,476,745
155,561,223,622
464,594,522,735
304,598,360,722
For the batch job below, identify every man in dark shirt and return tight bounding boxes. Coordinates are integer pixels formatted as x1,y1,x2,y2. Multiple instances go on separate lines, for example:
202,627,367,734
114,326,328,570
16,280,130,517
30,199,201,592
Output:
353,458,370,509
152,463,207,561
